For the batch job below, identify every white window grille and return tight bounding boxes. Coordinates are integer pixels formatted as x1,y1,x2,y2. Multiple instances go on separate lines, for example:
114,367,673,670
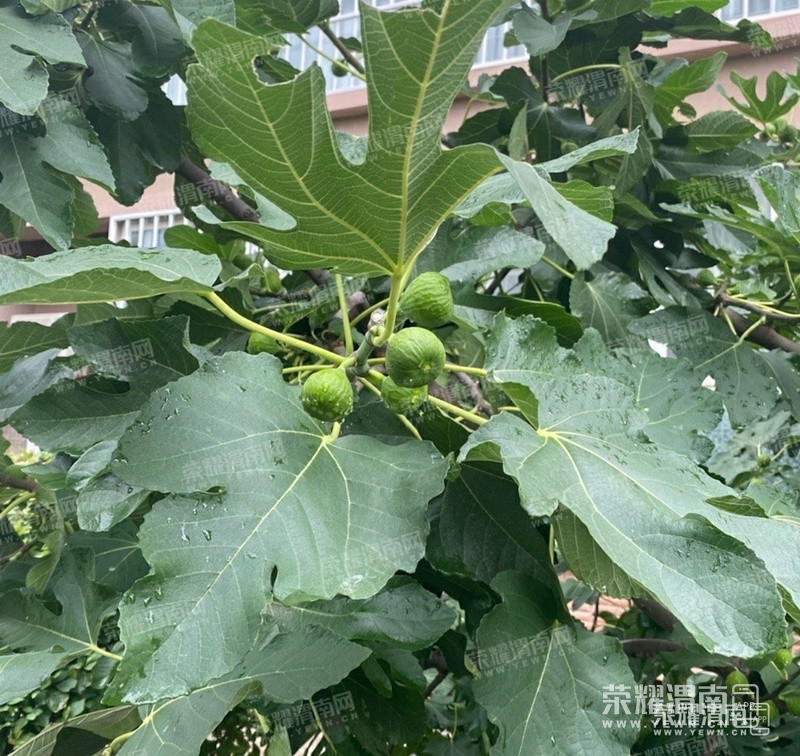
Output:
108,210,189,247
720,0,799,20
109,210,262,258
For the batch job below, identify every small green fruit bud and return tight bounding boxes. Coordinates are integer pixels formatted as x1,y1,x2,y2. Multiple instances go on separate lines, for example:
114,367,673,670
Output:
725,670,748,693
774,648,793,670
695,269,716,286
247,332,279,355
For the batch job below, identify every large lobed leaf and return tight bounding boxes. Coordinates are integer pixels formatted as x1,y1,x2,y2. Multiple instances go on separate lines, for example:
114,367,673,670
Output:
186,0,518,275
110,352,448,702
460,315,790,658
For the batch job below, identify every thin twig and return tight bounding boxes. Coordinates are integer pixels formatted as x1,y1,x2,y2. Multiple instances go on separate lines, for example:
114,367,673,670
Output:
715,293,800,323
484,268,510,295
633,598,677,632
769,665,800,701
0,539,36,567
590,597,600,632
176,157,258,223
621,639,684,657
423,670,448,699
454,372,493,416
720,307,800,355
318,21,365,75
0,474,36,493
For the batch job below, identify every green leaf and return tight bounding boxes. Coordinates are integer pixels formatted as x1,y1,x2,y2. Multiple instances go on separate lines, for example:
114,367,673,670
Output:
263,577,457,650
96,1,186,78
0,4,84,115
418,222,544,286
11,317,201,455
648,0,726,15
0,349,72,423
473,572,639,756
69,522,150,592
0,650,70,705
9,706,142,756
753,164,800,242
77,473,150,533
654,143,761,182
77,33,149,121
460,379,787,658
572,0,649,25
533,129,640,174
496,155,617,270
683,110,757,152
0,548,118,655
187,0,517,275
90,90,182,205
67,315,199,388
759,351,800,422
553,509,640,598
110,352,447,701
569,268,655,344
554,180,614,222
464,391,785,657
10,377,149,454
629,308,779,426
0,95,115,249
427,463,564,595
257,0,339,33
0,318,69,373
0,245,220,305
721,70,799,125
652,52,726,123
512,5,571,57
114,625,368,753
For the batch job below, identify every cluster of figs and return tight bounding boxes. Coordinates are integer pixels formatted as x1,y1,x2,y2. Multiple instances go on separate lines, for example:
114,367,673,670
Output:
299,272,454,423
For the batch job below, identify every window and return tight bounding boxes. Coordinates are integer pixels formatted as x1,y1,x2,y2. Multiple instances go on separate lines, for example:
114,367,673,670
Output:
109,211,262,258
721,0,799,20
108,211,188,247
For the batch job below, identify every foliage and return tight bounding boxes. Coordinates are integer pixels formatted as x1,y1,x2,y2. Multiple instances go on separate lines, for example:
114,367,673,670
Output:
0,0,800,754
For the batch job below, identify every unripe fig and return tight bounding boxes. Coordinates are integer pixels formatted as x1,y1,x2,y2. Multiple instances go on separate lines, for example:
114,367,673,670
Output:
300,369,353,422
758,700,779,724
774,648,793,670
385,327,446,388
381,376,428,414
263,267,283,292
695,269,716,286
247,332,279,355
399,272,454,328
725,670,748,693
784,695,800,716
